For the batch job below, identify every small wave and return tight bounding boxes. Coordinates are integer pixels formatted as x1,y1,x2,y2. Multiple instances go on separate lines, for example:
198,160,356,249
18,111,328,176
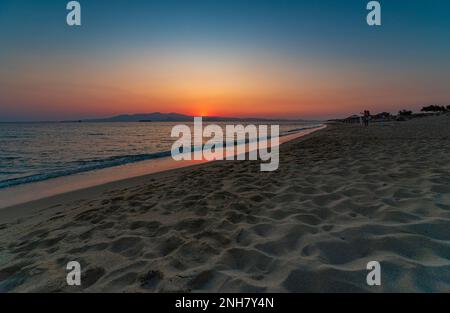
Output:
0,151,172,189
283,124,323,134
0,124,323,189
0,156,20,161
86,133,106,136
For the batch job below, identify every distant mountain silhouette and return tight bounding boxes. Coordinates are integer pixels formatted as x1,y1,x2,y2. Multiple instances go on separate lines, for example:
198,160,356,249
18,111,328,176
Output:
83,112,313,122
86,112,192,122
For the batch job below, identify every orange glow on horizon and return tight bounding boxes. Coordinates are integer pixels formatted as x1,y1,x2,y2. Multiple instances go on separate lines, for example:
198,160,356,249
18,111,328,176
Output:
3,47,450,121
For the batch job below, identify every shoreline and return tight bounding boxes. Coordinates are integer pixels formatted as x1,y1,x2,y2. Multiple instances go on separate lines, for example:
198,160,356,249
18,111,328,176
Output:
1,116,449,292
0,125,326,212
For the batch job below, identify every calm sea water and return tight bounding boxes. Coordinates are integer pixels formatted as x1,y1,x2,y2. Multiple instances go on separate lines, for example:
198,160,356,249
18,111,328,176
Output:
0,121,321,189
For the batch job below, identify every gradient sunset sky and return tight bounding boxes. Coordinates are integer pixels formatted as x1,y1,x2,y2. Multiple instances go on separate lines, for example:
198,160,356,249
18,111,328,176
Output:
1,0,450,121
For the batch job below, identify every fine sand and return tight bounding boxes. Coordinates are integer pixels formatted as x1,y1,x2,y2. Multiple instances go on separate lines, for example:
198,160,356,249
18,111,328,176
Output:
1,116,450,292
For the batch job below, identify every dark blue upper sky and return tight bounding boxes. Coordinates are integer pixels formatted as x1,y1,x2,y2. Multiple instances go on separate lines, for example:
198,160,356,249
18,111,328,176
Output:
2,0,449,58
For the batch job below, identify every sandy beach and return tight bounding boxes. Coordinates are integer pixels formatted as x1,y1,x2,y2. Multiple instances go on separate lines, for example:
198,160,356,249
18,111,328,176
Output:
1,115,450,293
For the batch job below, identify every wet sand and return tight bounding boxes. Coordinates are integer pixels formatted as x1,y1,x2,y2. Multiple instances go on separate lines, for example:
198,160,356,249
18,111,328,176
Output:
1,116,450,292
0,126,324,209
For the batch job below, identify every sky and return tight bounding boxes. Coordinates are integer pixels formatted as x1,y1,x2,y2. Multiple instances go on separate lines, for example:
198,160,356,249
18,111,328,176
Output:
1,0,450,121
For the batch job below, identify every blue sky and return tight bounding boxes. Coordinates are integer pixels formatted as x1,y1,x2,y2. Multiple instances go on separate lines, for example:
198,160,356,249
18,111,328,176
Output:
1,0,450,121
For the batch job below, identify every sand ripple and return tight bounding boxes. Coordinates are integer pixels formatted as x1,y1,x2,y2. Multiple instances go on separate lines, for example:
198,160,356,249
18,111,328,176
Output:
1,116,450,292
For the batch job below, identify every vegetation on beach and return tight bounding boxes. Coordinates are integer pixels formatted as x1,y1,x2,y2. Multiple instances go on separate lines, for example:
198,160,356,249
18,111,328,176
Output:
335,104,449,124
421,105,450,113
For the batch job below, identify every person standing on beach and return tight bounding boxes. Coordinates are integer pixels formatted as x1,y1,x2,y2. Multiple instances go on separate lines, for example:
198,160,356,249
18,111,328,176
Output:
362,110,371,127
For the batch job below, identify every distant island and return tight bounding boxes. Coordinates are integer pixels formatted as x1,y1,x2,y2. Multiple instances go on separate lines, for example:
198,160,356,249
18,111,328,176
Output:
77,112,318,123
84,112,192,122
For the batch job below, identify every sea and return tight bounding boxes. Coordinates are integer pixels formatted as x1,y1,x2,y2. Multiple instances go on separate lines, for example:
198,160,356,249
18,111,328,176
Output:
0,121,322,189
